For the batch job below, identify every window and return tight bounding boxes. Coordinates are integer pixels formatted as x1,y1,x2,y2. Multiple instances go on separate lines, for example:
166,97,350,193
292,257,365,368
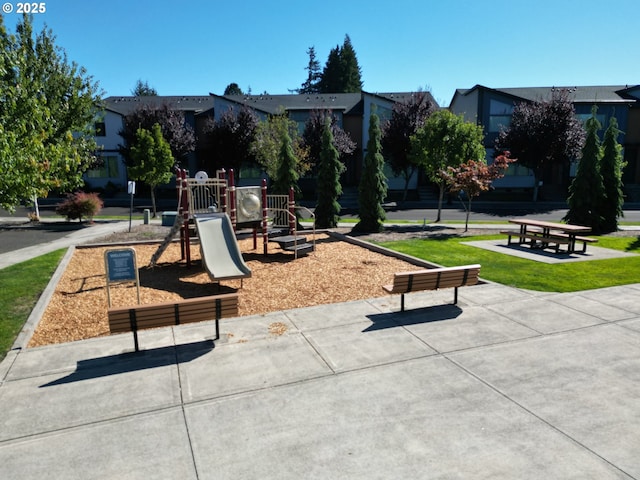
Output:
94,121,106,137
488,99,514,132
86,155,119,179
576,113,606,127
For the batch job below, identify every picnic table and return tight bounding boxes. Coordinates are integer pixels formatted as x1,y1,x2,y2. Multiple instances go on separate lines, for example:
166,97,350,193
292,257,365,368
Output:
502,218,596,254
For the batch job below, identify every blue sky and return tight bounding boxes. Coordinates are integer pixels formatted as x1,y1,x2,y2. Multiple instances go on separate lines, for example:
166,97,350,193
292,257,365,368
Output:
2,0,638,106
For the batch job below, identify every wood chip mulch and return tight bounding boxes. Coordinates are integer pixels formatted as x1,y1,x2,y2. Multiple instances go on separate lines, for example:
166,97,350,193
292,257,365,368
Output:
28,233,419,347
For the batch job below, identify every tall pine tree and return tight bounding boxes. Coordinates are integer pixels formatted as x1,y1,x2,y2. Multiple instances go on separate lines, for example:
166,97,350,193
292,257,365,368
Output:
565,107,604,232
296,46,321,94
354,110,387,233
318,35,363,93
599,116,625,232
315,117,344,228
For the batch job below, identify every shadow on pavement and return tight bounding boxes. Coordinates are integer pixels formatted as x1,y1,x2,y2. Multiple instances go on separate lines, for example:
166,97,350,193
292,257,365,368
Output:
39,339,214,387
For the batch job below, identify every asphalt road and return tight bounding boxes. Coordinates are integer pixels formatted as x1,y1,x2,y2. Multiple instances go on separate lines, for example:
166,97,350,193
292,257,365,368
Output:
2,201,640,256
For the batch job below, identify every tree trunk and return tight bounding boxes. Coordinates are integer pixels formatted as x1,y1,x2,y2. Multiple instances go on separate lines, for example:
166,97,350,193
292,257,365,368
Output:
532,170,541,202
436,182,445,222
151,186,157,217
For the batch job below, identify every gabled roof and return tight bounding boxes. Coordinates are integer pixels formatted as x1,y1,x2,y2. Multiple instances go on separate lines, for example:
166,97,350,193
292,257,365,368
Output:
104,96,215,116
211,93,364,115
453,84,636,105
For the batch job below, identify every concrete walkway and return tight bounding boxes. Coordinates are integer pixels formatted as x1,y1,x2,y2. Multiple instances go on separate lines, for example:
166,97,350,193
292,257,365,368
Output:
2,220,640,478
1,280,640,478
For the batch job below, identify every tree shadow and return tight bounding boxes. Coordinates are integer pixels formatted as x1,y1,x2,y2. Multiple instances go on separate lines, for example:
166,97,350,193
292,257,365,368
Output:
627,236,640,251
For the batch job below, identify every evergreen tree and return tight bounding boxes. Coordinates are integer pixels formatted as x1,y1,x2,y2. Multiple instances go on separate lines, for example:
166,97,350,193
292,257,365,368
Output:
271,129,300,196
565,107,604,232
297,46,321,94
132,79,157,96
354,110,387,233
599,116,625,232
318,45,342,93
317,35,363,93
339,35,363,93
315,117,345,228
224,83,244,95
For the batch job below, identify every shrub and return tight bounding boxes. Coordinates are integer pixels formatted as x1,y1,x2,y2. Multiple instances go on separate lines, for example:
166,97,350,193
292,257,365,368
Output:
55,191,104,222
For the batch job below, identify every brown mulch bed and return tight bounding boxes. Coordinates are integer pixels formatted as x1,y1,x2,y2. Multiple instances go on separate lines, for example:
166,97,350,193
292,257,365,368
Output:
29,229,424,347
29,223,638,348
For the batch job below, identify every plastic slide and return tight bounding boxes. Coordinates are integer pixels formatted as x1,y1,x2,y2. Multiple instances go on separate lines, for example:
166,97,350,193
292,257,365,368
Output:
194,213,251,281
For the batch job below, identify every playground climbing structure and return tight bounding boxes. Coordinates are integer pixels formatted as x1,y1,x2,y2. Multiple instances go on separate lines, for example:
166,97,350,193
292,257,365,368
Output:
149,168,316,269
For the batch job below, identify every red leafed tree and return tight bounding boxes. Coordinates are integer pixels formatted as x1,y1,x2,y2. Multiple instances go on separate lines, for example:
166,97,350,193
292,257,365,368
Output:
440,154,515,231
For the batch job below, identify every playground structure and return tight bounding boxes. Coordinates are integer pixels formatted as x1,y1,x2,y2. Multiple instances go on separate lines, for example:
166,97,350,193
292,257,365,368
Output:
149,168,316,278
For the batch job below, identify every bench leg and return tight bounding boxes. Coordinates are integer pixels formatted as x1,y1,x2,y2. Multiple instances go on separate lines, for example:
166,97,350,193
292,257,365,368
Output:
132,330,140,352
454,287,458,305
401,293,405,312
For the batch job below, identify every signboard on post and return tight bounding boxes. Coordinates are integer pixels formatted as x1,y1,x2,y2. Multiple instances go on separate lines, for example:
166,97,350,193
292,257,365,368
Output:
128,181,136,232
104,248,140,307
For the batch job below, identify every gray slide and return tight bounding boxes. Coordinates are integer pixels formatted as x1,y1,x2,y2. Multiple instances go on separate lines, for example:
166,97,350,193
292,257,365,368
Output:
194,213,251,281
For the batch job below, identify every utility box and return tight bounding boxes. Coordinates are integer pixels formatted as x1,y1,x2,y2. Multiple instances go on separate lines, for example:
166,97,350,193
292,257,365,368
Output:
162,211,178,226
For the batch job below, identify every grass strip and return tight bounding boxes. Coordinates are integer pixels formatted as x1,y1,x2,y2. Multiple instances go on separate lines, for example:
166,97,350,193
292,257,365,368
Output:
0,249,66,361
377,235,640,292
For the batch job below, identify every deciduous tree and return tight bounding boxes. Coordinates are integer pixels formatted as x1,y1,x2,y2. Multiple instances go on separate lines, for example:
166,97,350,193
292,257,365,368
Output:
302,109,356,172
0,14,102,213
381,91,437,202
201,106,259,176
410,110,485,222
252,112,308,181
119,103,195,165
128,124,174,217
441,154,514,231
495,89,585,202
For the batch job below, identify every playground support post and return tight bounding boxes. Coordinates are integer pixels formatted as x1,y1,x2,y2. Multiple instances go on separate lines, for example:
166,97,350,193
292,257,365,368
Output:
218,169,227,214
178,169,191,267
228,169,237,229
262,179,268,256
288,187,295,235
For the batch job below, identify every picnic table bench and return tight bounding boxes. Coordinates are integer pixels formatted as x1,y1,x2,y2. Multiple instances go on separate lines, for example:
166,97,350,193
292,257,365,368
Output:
502,218,597,253
382,264,481,312
108,293,239,352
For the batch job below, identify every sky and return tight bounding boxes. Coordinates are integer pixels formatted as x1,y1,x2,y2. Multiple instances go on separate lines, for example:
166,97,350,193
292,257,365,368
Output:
2,0,638,107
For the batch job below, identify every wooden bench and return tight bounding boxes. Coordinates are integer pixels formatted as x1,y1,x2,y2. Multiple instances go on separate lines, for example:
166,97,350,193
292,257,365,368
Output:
108,293,239,352
551,232,598,253
500,230,570,252
382,264,481,312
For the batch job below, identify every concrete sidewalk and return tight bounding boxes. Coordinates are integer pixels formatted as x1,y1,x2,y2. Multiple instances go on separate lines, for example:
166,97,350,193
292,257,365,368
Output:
1,281,640,478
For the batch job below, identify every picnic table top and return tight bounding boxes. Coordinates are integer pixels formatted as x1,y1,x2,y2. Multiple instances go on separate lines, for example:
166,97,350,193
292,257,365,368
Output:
508,218,592,233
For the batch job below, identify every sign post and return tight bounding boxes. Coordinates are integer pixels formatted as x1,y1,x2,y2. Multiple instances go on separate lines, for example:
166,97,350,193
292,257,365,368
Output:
128,181,136,232
104,247,140,307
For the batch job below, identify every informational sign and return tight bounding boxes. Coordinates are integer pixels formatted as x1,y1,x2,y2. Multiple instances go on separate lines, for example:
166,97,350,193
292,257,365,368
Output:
127,181,136,195
104,248,140,306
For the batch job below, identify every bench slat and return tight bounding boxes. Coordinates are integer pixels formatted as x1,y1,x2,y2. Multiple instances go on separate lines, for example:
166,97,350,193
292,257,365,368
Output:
382,265,481,312
383,266,480,294
107,294,239,337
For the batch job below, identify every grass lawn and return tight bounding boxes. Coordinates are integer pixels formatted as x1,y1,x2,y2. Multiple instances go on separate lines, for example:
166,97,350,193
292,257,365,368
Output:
0,249,65,361
377,235,640,292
